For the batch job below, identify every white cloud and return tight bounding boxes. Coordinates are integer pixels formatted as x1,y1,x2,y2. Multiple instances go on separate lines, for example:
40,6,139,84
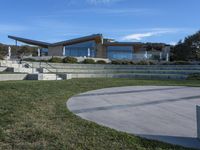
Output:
122,28,180,41
87,0,121,4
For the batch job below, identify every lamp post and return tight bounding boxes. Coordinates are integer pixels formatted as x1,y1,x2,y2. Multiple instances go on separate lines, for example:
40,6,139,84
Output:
8,46,11,60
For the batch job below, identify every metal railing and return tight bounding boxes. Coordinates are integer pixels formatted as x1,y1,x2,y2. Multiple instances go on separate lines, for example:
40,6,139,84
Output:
21,61,60,80
21,61,35,74
39,62,59,80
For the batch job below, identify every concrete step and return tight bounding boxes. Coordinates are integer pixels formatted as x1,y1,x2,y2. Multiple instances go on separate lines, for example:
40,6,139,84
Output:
39,74,63,80
40,65,200,70
27,73,63,80
29,62,200,70
6,67,38,74
0,73,27,81
42,69,200,75
71,73,187,80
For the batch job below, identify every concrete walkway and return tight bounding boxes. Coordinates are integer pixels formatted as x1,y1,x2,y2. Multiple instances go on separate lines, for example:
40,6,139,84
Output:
67,86,200,149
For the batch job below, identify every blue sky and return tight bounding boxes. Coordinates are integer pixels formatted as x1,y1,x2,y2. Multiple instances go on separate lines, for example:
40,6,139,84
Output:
0,0,199,45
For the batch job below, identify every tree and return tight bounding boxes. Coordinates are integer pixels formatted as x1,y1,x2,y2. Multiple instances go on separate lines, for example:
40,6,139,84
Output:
172,31,200,61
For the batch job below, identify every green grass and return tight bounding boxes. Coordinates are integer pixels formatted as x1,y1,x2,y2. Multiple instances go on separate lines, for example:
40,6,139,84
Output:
0,79,200,150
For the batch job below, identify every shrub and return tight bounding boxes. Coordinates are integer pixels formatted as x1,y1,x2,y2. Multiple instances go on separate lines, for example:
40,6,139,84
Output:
96,60,107,64
149,61,156,65
111,60,122,65
121,60,132,65
82,59,95,64
63,56,78,63
39,59,49,62
136,60,150,65
130,61,136,65
172,61,191,65
49,57,63,63
187,73,200,80
23,58,36,62
0,54,4,60
111,60,133,65
161,62,172,65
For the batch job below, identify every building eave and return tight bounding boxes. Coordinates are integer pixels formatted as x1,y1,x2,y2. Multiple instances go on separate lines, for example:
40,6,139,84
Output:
50,34,103,47
8,35,50,48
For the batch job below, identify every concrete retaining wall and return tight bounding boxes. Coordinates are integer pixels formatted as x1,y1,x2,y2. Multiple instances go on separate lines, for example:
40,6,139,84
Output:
0,74,27,81
197,106,200,140
6,67,37,74
27,73,71,80
27,62,200,70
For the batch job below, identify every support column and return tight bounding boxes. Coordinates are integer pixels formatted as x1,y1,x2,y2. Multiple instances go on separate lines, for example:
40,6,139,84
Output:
63,46,66,56
88,48,91,57
38,48,41,57
166,53,169,62
160,52,162,60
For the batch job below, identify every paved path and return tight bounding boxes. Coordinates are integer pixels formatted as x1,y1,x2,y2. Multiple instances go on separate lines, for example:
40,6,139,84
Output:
67,86,200,149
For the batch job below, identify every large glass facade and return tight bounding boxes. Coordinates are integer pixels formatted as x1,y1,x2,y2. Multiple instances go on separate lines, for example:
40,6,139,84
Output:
107,46,133,60
65,41,96,57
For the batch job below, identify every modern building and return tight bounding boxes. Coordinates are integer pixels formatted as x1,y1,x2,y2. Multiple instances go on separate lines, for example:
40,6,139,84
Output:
8,34,171,61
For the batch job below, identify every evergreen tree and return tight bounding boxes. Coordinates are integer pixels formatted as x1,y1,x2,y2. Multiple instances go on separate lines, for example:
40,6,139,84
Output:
172,31,200,61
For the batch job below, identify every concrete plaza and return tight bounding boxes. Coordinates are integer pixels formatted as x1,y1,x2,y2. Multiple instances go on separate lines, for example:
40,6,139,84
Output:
67,86,200,149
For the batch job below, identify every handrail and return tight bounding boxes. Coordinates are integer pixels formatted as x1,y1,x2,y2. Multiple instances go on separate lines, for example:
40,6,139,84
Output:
21,61,35,73
39,62,59,80
22,61,59,80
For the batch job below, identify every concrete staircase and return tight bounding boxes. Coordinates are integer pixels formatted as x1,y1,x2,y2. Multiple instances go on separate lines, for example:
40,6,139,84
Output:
0,60,68,81
28,62,200,80
1,60,200,80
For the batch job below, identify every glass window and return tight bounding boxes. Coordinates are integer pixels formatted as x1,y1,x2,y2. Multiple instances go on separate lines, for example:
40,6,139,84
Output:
65,41,96,57
40,48,48,56
107,46,133,60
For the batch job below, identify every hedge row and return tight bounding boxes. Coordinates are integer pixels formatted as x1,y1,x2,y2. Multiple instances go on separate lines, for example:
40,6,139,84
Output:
23,57,107,64
22,57,200,65
187,73,200,80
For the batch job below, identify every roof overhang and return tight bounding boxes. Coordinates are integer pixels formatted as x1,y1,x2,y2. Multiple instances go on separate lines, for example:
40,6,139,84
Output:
51,34,103,47
8,35,50,48
8,34,103,48
103,42,143,47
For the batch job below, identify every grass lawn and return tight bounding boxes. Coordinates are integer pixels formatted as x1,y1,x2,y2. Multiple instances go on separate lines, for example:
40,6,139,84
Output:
0,78,200,150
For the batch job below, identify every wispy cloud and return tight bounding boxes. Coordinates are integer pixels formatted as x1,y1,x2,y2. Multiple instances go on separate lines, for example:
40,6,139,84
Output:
87,0,121,4
122,28,182,41
0,24,28,34
33,8,154,19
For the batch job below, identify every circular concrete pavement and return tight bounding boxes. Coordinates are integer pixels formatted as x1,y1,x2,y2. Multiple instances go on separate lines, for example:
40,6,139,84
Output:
67,86,200,149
